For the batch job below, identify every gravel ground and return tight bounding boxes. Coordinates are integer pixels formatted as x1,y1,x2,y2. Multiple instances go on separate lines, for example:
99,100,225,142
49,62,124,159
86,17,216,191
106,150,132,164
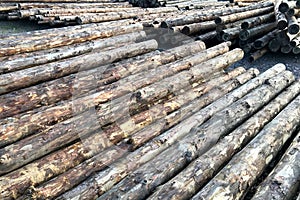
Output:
1,20,299,78
230,52,300,78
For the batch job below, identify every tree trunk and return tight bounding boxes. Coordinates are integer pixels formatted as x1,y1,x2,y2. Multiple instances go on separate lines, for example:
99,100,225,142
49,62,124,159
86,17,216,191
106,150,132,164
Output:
57,64,285,200
148,80,300,200
193,88,300,200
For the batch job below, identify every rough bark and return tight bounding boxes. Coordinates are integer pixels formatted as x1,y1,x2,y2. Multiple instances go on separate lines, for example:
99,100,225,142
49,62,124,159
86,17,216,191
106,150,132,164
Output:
97,70,294,200
23,68,246,199
0,23,143,56
0,31,146,74
58,64,285,199
0,39,156,95
252,131,300,200
241,12,275,29
214,6,274,25
193,86,300,200
249,48,269,62
253,29,278,49
148,79,300,200
239,22,277,41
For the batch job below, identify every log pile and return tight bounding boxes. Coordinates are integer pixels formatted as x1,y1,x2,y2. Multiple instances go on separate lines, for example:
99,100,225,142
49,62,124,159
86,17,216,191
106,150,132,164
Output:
0,0,300,200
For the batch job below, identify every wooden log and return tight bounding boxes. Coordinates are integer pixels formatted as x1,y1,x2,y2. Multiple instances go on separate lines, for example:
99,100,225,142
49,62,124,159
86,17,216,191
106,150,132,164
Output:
241,12,275,29
193,86,300,200
0,3,19,11
239,22,277,41
23,68,246,200
214,6,274,25
252,130,300,200
287,8,300,17
276,12,288,30
0,23,143,56
287,15,300,34
0,31,146,74
97,69,295,200
0,39,156,95
0,68,245,199
148,79,300,200
281,44,293,54
181,20,216,35
56,68,261,200
268,38,281,52
2,43,239,175
59,64,286,199
0,41,207,147
253,29,279,49
221,27,240,41
195,30,218,42
249,48,269,62
161,2,273,27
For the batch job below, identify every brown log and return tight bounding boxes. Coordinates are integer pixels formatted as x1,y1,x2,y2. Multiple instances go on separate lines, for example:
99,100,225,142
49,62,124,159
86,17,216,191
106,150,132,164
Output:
0,23,143,56
252,130,300,200
58,64,285,199
98,70,295,200
292,45,300,54
249,47,269,62
214,6,274,25
148,78,300,200
56,68,259,200
23,67,246,199
0,31,146,74
0,39,155,95
193,85,300,200
0,68,245,200
0,41,207,148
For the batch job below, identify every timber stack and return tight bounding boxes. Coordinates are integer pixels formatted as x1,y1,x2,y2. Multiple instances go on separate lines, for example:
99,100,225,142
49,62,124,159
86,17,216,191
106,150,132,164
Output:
0,0,300,200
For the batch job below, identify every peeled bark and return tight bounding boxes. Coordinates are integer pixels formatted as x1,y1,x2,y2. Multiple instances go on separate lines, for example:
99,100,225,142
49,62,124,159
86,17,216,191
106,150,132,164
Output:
58,64,285,200
98,70,294,200
193,86,300,200
252,131,300,200
148,79,300,200
0,39,157,95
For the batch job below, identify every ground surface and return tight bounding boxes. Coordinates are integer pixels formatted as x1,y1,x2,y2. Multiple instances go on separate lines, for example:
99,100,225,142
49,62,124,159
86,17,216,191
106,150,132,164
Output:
1,20,299,77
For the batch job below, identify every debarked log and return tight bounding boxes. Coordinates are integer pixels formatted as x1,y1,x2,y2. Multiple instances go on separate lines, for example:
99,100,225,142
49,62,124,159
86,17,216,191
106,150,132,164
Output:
97,70,294,200
193,86,300,200
148,77,300,200
252,130,300,200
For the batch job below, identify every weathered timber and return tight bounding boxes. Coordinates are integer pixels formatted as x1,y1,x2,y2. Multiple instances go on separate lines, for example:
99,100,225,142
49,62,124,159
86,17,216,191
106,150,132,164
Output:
240,12,275,29
148,79,300,200
287,8,300,17
98,70,295,200
281,44,293,54
249,48,269,62
292,45,300,54
0,23,143,56
0,40,204,119
192,88,300,200
23,68,246,200
268,38,281,52
0,41,207,147
2,43,237,175
181,20,216,35
2,68,245,198
276,12,288,30
252,130,300,200
214,6,274,25
0,39,157,95
195,30,218,42
287,15,300,34
253,29,279,49
161,2,273,27
56,68,260,200
0,31,146,74
221,27,241,41
239,22,277,41
60,64,286,199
